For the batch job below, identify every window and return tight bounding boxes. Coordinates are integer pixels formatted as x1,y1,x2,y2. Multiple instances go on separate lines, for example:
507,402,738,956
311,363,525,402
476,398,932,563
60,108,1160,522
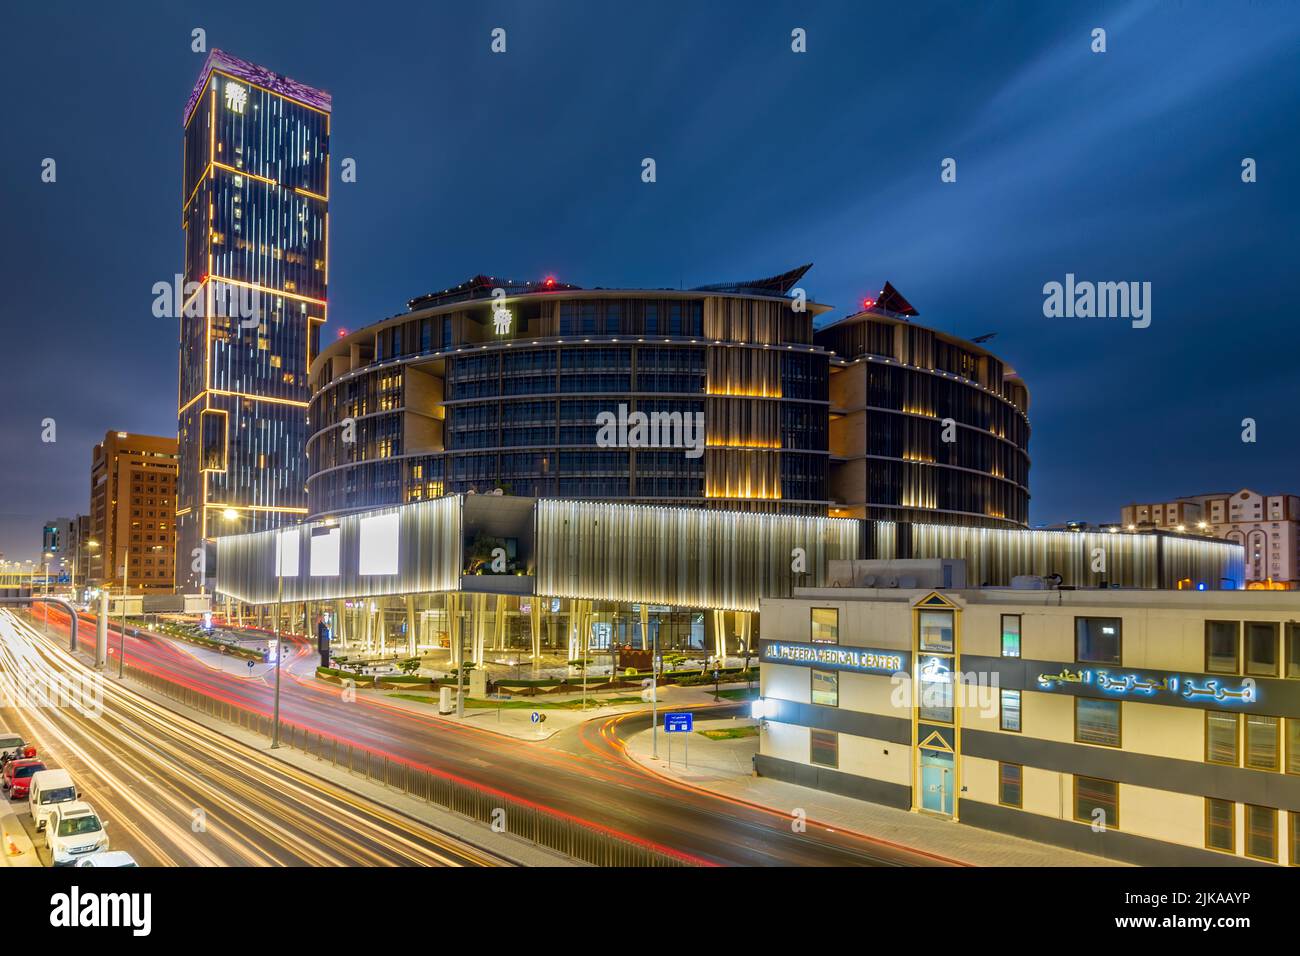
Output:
811,669,838,707
1076,617,1121,664
919,662,954,723
1245,714,1279,771
810,729,838,768
1244,805,1277,862
1245,622,1280,677
1000,615,1021,658
1288,719,1300,775
1205,798,1235,853
1206,712,1240,766
999,689,1021,732
918,610,953,653
1205,621,1240,674
1287,624,1300,679
1291,813,1299,867
1076,698,1121,747
810,608,838,644
998,762,1022,808
1074,776,1119,830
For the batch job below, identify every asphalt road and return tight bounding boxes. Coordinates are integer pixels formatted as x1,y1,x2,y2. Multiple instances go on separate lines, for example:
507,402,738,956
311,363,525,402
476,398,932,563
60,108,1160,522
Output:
0,609,502,867
31,606,951,866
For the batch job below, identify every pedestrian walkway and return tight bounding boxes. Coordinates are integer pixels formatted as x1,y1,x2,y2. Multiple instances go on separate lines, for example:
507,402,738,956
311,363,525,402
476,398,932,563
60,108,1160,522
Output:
623,716,1124,867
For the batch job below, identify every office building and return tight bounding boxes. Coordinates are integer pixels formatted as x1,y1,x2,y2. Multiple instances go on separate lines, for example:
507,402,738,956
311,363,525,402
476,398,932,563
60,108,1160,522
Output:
89,431,178,591
176,50,331,591
756,577,1300,865
306,270,1030,527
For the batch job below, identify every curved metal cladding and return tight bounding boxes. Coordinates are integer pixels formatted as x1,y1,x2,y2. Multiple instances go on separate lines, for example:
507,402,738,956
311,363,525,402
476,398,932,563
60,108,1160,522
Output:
215,495,461,605
306,272,834,520
534,499,860,612
817,312,1032,528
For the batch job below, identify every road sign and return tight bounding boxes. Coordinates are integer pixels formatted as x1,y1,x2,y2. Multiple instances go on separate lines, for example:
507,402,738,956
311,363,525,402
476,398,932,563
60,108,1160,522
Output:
530,711,547,724
664,712,693,733
246,660,254,670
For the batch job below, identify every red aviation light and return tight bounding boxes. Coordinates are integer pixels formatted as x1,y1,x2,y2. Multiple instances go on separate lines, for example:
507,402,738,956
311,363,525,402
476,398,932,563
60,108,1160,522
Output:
862,298,876,310
544,276,556,288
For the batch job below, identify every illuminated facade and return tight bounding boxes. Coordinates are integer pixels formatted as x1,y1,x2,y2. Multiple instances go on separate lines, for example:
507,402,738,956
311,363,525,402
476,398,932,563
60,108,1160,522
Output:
758,586,1300,866
306,270,1030,528
1122,489,1300,589
214,493,1243,662
818,286,1031,526
176,50,330,591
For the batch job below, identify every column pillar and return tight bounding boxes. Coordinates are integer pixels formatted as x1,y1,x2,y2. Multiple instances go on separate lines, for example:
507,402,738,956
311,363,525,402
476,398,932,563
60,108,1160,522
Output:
405,595,417,658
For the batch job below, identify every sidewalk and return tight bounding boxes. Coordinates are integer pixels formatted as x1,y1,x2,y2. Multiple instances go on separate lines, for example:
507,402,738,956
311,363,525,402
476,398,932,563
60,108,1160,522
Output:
624,716,1125,867
0,798,39,868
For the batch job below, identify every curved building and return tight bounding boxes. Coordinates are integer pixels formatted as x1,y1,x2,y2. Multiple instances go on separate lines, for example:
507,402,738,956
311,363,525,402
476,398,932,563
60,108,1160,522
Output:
307,270,1030,528
817,283,1031,527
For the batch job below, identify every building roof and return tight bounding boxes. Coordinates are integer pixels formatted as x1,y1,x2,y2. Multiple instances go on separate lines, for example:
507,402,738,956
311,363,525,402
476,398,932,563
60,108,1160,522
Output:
184,49,332,125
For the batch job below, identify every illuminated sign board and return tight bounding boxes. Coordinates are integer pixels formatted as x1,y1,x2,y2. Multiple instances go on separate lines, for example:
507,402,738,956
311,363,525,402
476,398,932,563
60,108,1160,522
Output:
761,640,908,675
1037,667,1257,705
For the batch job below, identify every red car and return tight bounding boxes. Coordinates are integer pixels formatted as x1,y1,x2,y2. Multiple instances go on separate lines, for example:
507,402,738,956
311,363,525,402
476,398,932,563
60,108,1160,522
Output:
3,759,47,800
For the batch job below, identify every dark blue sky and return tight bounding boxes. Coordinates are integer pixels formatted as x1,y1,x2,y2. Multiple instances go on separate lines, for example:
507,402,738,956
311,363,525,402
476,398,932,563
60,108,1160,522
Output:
2,1,1298,561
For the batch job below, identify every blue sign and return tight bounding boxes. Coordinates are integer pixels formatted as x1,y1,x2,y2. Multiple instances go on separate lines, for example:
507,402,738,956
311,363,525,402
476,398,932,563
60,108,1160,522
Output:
1036,667,1258,705
530,711,541,724
664,712,693,733
762,640,908,675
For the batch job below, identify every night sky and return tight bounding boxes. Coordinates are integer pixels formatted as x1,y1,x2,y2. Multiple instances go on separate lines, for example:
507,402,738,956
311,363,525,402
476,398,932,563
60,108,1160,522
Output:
2,1,1297,561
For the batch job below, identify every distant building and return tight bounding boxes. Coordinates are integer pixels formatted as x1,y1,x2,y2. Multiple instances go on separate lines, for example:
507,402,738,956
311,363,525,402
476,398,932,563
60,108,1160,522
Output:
40,517,75,581
1121,489,1300,588
90,432,179,591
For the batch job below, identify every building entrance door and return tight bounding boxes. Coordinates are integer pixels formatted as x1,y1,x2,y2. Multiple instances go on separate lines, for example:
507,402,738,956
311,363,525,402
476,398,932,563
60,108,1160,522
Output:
919,748,954,817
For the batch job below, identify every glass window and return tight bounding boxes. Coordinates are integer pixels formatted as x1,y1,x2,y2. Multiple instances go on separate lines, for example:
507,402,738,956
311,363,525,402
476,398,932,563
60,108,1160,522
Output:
998,762,1022,808
1076,617,1121,664
1245,714,1279,771
1205,798,1235,853
919,610,953,653
1287,624,1300,679
1206,712,1240,766
1000,615,1021,658
919,662,954,724
1076,698,1121,747
1074,776,1119,830
810,729,837,768
999,689,1021,732
1244,805,1277,862
1245,622,1280,677
1288,719,1300,775
1205,621,1240,674
811,669,838,707
1291,813,1299,867
810,608,838,644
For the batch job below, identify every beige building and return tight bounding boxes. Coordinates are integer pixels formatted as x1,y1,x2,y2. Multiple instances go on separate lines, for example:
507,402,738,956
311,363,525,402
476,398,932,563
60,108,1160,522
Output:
89,431,179,591
1121,489,1300,588
757,582,1300,865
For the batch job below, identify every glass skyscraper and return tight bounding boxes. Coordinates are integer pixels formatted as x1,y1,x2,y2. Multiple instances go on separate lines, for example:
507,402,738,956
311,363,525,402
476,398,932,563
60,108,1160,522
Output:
176,50,330,591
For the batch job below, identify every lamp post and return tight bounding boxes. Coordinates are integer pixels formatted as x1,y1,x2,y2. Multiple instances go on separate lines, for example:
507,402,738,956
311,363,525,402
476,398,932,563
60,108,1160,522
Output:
117,549,128,679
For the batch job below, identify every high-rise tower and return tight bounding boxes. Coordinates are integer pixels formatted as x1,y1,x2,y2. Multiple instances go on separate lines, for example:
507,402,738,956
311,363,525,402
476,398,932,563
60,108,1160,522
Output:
176,50,330,591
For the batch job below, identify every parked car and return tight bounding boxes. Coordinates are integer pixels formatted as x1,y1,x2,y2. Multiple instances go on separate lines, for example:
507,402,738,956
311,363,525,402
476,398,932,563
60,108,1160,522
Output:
2,758,47,800
74,851,137,868
27,769,78,831
45,802,109,866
